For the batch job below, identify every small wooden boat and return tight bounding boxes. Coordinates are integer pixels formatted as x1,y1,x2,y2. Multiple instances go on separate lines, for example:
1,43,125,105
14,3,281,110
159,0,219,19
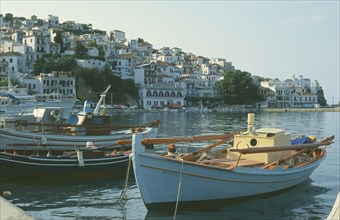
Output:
131,113,335,210
0,139,134,181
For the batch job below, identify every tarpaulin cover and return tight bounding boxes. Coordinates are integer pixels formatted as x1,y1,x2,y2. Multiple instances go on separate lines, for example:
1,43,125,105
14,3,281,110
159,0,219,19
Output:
291,136,312,145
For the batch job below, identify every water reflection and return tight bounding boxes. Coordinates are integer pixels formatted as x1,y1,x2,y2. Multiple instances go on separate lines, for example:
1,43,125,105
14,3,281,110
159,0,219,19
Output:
1,111,338,220
144,180,330,220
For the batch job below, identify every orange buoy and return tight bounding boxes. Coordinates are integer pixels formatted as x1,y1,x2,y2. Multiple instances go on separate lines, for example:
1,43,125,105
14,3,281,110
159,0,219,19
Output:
168,144,176,153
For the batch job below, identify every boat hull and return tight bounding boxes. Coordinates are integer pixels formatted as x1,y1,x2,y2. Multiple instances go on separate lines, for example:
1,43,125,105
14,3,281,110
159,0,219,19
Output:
131,133,324,208
0,152,130,181
0,126,158,150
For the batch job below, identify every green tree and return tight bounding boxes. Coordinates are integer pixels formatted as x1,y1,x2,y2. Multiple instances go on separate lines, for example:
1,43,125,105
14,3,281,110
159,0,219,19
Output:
316,88,327,106
217,70,263,105
75,42,88,58
33,54,76,75
4,13,13,22
74,66,138,104
54,31,64,52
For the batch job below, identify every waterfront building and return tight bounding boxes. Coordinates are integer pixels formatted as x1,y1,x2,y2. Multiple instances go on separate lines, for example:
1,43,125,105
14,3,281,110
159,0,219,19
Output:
260,75,318,108
138,82,185,109
19,74,38,93
35,71,76,99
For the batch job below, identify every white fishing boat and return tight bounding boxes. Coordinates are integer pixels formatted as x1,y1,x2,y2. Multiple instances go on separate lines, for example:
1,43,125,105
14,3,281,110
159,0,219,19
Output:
0,81,75,117
131,113,334,210
0,85,160,151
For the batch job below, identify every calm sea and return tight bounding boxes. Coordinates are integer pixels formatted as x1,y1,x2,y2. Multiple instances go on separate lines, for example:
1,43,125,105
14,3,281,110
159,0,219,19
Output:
1,111,339,220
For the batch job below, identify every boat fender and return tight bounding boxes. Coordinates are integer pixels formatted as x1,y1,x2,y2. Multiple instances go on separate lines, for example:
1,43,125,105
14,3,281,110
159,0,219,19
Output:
166,144,177,157
86,141,97,149
308,136,317,143
40,134,47,144
77,150,85,167
47,149,52,157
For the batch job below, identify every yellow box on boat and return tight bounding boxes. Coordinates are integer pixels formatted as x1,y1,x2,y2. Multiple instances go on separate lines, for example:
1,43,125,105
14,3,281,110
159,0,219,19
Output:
229,128,292,164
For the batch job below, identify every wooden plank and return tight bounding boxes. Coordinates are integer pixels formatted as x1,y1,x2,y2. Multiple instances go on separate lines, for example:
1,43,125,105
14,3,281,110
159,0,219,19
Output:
230,135,334,154
141,133,235,145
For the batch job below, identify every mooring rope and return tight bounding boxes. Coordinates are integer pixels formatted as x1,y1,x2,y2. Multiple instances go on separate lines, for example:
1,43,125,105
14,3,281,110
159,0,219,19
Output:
173,158,184,220
118,157,132,201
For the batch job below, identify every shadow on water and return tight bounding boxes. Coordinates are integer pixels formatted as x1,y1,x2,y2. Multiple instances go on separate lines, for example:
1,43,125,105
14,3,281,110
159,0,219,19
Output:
144,180,330,220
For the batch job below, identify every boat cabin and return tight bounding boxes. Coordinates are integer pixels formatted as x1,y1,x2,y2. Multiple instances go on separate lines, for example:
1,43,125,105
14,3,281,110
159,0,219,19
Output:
228,127,292,164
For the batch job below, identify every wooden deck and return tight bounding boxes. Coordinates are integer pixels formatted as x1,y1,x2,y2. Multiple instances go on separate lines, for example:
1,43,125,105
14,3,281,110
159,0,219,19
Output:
198,158,265,167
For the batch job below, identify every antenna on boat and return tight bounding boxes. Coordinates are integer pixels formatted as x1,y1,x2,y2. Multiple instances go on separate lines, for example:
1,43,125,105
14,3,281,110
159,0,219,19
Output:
93,84,111,114
247,113,255,135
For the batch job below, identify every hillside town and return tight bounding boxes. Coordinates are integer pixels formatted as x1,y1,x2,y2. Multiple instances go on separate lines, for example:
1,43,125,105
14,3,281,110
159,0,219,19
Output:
0,13,326,110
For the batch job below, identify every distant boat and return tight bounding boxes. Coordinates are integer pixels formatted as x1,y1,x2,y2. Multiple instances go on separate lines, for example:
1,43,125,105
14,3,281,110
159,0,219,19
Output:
0,139,135,181
0,81,76,117
131,113,334,210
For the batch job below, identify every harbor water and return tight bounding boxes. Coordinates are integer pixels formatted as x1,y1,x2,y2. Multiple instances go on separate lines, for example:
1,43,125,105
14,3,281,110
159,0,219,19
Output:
1,111,339,220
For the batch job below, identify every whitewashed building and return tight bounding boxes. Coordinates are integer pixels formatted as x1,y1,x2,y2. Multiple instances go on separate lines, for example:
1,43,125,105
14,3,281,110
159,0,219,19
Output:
46,15,59,26
35,71,76,98
22,29,51,62
260,75,318,108
0,52,25,75
112,54,132,79
109,30,126,43
138,82,185,109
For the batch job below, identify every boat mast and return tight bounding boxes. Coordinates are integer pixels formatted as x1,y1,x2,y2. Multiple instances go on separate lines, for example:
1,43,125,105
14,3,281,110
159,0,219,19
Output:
93,84,111,114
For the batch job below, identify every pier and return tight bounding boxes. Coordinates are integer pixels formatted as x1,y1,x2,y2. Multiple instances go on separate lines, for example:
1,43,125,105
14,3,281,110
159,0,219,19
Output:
0,196,35,220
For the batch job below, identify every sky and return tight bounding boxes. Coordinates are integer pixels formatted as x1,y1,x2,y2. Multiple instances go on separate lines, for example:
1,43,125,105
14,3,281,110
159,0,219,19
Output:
1,0,339,105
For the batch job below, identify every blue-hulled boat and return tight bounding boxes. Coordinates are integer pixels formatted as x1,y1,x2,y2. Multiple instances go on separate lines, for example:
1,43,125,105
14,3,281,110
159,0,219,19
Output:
131,113,335,210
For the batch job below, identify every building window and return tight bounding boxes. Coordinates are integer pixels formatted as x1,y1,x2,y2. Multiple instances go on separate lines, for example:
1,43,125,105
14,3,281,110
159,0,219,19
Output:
146,91,151,96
